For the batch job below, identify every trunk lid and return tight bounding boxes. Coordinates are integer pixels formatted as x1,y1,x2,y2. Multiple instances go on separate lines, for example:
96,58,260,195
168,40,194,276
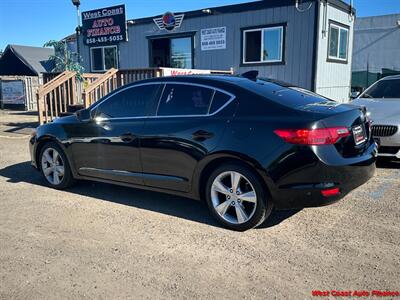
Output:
292,100,371,158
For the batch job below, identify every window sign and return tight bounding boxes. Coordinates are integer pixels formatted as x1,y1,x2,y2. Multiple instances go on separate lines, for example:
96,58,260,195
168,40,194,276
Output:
201,27,226,51
82,5,127,46
1,80,25,104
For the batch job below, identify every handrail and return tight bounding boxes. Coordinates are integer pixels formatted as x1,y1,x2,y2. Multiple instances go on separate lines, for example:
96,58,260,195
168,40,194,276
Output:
83,68,118,94
82,68,119,107
39,71,76,97
36,70,79,124
82,73,102,79
38,72,76,99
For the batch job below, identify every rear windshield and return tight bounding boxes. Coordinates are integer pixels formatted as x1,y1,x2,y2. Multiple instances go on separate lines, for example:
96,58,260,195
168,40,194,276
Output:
248,79,334,108
361,79,400,99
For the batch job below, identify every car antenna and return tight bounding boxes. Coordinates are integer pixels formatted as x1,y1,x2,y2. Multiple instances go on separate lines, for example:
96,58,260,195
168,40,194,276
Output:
240,70,259,81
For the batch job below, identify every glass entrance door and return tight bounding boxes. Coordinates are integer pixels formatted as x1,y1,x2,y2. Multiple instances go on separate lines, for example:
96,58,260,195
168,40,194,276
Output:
150,36,193,69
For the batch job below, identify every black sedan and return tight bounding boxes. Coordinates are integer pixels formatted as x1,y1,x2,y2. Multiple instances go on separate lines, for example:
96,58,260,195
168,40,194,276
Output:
29,75,377,231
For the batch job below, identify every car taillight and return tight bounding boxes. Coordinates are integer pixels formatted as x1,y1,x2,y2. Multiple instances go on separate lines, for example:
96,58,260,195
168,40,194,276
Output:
321,187,340,197
274,127,350,145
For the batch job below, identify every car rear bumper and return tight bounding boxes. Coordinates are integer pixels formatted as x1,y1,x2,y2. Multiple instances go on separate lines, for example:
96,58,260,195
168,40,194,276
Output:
267,142,377,209
271,161,376,209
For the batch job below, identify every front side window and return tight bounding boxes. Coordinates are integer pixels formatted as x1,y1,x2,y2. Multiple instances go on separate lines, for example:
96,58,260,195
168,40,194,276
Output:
243,26,283,64
157,84,214,116
361,79,400,99
91,46,118,72
95,84,162,118
328,22,349,61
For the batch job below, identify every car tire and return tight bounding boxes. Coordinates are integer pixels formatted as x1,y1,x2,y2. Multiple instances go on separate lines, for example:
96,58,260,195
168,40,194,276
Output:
205,163,273,231
39,142,74,189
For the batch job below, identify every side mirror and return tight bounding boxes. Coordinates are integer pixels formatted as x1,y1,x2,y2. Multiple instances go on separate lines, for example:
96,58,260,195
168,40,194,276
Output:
350,91,360,100
76,108,92,121
90,108,97,120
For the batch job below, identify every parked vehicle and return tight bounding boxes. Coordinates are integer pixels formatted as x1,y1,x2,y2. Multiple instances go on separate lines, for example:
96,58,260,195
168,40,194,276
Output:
30,75,377,231
352,75,400,160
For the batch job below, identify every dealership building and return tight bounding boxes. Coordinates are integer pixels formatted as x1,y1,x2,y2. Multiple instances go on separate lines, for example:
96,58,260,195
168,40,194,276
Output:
78,0,355,102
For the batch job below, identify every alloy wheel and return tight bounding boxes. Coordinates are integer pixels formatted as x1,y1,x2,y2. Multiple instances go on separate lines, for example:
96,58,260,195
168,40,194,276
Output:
210,171,257,224
41,148,65,185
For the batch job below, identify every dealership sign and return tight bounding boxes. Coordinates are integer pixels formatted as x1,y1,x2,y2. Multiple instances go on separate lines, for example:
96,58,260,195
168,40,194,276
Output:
82,5,127,45
153,12,184,31
161,68,211,76
1,80,25,105
201,27,226,50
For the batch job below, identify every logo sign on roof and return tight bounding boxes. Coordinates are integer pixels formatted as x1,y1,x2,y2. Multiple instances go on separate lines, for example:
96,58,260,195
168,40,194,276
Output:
82,4,127,45
153,12,184,31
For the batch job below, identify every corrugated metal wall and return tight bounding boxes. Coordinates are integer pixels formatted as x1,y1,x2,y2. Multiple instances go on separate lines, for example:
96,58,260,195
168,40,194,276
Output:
80,2,317,90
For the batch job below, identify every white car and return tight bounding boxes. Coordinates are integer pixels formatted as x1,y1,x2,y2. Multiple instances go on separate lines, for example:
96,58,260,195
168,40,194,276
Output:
352,75,400,159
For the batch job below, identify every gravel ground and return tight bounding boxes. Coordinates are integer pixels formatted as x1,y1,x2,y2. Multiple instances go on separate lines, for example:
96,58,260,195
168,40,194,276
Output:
0,110,399,299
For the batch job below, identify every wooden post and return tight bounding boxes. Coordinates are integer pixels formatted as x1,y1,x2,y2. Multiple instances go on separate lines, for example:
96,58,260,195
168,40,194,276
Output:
71,77,77,105
82,91,88,108
36,92,44,125
62,82,67,112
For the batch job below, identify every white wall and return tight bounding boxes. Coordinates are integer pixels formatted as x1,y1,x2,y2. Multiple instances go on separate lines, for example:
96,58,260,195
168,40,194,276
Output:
315,1,354,102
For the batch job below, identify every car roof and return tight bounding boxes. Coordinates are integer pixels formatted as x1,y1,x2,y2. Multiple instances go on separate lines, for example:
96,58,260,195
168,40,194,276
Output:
380,74,400,81
129,74,293,93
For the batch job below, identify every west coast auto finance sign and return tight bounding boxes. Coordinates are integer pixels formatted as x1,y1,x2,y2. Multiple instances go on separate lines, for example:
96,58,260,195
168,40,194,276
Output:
82,5,127,45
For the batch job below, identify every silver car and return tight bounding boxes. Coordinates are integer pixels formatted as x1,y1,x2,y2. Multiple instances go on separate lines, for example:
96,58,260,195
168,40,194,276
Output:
352,75,400,159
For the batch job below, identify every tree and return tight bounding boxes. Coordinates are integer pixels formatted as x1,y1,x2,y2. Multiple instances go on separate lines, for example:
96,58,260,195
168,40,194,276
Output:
44,40,84,80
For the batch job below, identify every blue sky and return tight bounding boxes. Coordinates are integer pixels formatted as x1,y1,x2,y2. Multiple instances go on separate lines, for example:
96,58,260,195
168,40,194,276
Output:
0,0,399,51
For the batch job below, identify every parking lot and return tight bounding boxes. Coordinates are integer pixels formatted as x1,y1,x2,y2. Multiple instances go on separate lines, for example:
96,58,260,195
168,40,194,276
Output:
0,110,399,299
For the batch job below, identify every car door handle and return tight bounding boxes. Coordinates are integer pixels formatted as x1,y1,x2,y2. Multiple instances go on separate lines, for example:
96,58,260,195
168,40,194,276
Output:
192,130,214,141
120,133,136,143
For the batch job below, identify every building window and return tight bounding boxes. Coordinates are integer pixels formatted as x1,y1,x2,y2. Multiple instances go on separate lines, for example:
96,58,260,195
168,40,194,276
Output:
328,22,349,61
243,26,284,64
90,46,118,72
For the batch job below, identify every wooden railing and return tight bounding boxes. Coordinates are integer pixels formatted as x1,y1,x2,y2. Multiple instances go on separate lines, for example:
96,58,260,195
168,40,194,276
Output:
82,68,164,107
82,68,118,108
37,67,234,123
117,68,163,86
37,71,77,124
43,72,101,84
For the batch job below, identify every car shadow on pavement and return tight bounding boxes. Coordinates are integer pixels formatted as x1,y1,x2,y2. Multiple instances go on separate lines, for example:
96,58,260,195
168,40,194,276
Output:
1,161,301,230
2,121,38,134
376,158,400,169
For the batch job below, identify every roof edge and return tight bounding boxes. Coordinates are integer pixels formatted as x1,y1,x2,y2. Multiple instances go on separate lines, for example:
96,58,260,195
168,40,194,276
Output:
127,0,354,26
9,45,40,76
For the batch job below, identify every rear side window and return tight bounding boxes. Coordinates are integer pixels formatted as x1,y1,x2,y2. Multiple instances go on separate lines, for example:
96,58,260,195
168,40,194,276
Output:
95,84,161,118
209,91,232,114
249,79,331,108
157,84,213,116
362,79,400,99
